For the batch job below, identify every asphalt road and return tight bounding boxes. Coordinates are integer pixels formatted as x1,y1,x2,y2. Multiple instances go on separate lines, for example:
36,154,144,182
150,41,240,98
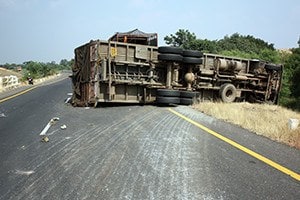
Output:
0,78,299,200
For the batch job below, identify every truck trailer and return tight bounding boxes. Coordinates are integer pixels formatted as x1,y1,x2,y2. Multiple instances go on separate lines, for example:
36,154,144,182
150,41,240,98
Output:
71,30,283,107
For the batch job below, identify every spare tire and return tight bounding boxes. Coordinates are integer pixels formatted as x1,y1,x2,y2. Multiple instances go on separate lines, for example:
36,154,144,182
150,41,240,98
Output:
183,50,203,58
265,64,282,72
158,54,183,62
158,46,183,55
219,83,237,103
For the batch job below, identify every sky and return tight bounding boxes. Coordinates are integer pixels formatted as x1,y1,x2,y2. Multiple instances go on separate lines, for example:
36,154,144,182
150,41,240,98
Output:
0,0,299,64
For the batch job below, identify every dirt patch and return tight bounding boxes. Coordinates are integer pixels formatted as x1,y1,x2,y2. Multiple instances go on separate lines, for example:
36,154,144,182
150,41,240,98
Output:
193,102,300,149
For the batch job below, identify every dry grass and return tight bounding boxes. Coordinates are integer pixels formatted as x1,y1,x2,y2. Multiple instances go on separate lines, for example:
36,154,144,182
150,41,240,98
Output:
193,102,300,149
0,67,23,78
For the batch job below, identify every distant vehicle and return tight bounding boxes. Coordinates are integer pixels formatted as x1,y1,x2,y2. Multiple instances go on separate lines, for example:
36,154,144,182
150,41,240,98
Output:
28,77,33,85
70,29,283,107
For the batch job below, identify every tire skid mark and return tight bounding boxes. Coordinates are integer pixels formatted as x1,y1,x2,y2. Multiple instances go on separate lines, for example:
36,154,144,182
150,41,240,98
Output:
3,106,155,200
73,114,154,195
35,106,156,200
73,108,165,199
38,108,155,199
117,112,175,199
152,115,184,199
3,120,119,200
114,111,188,199
83,109,159,199
53,108,154,199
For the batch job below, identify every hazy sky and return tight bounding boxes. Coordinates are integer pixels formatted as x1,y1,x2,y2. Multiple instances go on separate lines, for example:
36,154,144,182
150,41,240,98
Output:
0,0,299,64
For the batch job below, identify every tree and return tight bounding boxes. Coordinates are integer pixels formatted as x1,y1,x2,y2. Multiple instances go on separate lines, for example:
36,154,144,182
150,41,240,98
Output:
289,48,300,97
60,59,69,67
21,59,72,80
217,33,275,55
164,29,197,49
164,30,277,59
190,39,219,53
277,43,300,110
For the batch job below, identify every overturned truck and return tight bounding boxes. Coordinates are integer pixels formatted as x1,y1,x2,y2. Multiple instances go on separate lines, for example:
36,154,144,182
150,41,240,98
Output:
71,30,283,107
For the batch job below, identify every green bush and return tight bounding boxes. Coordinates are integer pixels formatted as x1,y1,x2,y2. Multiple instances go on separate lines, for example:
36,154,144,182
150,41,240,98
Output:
21,59,72,80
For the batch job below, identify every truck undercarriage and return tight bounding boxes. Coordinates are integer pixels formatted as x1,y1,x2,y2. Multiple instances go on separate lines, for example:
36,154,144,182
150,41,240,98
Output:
71,31,283,107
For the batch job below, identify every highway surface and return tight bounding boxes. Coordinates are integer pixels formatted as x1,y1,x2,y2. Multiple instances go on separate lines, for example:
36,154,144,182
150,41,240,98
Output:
0,78,299,200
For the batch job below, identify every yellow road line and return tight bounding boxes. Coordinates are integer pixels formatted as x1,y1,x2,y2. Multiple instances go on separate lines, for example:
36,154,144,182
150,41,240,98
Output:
168,108,300,181
0,86,37,103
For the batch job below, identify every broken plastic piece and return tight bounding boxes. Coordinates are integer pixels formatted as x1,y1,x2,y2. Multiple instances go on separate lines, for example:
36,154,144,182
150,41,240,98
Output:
40,117,60,136
65,97,71,104
60,124,67,130
288,118,299,130
41,136,49,142
15,170,35,176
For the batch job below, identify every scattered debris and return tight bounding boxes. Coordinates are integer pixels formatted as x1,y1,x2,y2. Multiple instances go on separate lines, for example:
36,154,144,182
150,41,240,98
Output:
15,169,35,176
288,118,299,130
39,117,59,136
65,97,71,104
39,117,60,142
0,113,6,118
60,124,67,130
41,136,49,142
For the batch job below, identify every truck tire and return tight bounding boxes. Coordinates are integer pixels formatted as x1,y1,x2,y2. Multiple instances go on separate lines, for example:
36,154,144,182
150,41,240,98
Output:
157,89,180,97
158,54,183,62
219,83,237,103
180,91,199,98
183,50,203,58
265,64,282,72
156,96,180,104
182,57,202,64
180,98,194,105
158,46,183,55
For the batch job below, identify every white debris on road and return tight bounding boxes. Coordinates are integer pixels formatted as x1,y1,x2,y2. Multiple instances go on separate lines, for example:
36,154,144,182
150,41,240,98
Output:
60,124,67,130
65,97,71,104
15,170,35,176
39,117,59,136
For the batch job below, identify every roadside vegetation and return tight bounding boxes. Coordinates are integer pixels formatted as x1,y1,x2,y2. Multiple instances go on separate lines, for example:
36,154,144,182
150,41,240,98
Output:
193,102,300,149
0,59,73,82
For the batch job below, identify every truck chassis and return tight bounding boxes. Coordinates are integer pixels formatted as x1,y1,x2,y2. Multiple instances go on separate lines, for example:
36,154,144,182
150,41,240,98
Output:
71,39,282,107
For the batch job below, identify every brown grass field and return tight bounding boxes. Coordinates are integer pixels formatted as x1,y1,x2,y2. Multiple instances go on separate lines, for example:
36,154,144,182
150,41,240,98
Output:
193,102,300,149
0,67,23,78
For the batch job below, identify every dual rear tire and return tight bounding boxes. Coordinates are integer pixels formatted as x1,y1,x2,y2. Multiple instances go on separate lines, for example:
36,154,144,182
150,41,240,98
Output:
158,47,183,62
157,47,203,64
156,89,199,106
156,89,180,105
